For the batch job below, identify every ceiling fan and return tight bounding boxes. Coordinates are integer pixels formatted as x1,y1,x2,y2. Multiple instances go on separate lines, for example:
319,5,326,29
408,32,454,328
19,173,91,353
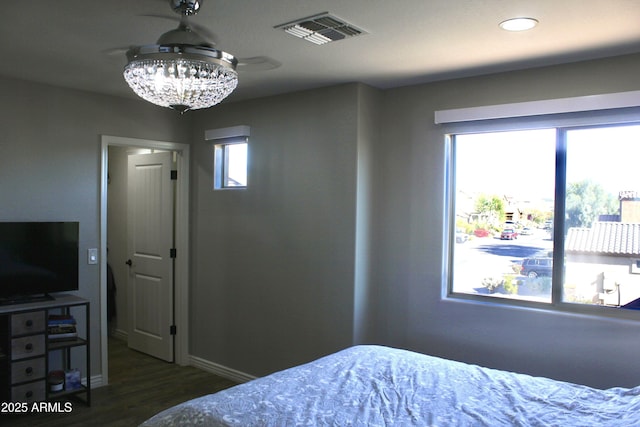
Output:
122,0,279,113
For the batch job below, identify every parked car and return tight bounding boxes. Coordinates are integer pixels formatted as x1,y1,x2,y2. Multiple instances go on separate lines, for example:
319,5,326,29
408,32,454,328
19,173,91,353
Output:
520,227,532,235
520,257,553,278
500,228,518,240
474,229,490,238
455,229,469,243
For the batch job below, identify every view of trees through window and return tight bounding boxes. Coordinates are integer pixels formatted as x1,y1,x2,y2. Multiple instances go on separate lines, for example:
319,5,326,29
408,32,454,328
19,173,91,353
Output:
451,124,640,309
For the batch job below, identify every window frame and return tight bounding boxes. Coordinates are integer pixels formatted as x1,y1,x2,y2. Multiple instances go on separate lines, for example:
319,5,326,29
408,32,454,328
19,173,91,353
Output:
442,106,640,320
213,139,248,189
204,125,251,191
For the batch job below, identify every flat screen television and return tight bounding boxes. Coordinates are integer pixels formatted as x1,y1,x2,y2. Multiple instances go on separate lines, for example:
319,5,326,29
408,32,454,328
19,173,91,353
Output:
0,221,79,304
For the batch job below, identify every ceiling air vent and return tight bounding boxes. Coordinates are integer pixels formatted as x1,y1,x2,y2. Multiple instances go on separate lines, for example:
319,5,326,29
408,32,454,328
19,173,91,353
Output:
275,13,367,45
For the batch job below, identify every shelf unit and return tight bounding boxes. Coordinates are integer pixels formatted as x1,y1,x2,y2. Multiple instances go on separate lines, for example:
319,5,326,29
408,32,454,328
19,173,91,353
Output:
0,294,90,406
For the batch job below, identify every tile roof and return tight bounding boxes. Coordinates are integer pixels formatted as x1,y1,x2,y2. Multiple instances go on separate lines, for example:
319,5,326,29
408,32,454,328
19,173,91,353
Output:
565,222,640,255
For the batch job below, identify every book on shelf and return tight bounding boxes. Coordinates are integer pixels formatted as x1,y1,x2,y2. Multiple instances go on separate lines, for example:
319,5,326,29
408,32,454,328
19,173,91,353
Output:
48,314,78,340
48,324,77,333
48,332,78,341
48,314,77,325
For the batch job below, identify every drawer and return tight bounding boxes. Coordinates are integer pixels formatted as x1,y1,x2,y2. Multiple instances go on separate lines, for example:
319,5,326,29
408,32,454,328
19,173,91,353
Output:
11,380,46,403
11,311,45,335
11,357,46,384
11,335,45,360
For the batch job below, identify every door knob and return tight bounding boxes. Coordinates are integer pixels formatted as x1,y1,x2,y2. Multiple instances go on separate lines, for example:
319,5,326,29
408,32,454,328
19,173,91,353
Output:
125,259,132,266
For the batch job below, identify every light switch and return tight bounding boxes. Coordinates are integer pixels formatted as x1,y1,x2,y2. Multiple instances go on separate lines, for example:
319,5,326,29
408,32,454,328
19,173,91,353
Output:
88,248,98,265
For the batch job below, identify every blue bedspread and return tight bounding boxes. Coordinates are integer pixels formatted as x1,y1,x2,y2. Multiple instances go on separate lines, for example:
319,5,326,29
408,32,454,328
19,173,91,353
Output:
140,345,640,426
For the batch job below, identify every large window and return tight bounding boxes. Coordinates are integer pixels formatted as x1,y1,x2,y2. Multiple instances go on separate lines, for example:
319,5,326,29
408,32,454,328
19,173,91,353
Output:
450,123,640,310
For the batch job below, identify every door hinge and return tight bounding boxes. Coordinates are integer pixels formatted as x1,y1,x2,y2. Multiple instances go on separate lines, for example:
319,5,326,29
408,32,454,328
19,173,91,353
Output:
170,325,177,335
170,248,177,258
170,170,178,180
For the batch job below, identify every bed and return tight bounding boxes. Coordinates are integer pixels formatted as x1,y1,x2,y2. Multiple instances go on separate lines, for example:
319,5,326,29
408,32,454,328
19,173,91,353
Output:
140,345,640,426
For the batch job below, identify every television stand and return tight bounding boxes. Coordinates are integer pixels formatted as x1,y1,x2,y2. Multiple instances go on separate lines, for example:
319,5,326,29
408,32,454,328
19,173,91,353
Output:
0,295,90,405
0,294,54,306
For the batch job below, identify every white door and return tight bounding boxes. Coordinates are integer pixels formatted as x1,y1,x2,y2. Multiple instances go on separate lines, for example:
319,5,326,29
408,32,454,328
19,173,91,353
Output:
126,152,175,362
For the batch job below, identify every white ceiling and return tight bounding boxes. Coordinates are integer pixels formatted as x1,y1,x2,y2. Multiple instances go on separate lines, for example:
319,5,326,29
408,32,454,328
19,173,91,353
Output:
2,0,640,104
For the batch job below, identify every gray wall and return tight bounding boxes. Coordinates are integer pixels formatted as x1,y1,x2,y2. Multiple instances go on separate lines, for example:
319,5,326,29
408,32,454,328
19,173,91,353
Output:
353,84,384,344
190,84,361,375
189,53,640,388
373,53,640,388
0,77,189,378
3,52,640,390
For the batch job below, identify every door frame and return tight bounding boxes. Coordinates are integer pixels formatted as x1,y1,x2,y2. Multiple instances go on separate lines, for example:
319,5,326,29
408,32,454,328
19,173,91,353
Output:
99,135,190,385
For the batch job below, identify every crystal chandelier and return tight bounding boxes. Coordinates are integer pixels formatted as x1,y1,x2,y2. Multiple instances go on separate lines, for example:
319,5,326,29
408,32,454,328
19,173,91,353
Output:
123,0,238,114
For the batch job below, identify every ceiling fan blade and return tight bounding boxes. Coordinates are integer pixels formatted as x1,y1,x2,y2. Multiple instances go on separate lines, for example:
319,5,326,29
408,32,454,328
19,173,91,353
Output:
139,13,218,46
139,13,177,21
102,46,131,56
237,56,282,72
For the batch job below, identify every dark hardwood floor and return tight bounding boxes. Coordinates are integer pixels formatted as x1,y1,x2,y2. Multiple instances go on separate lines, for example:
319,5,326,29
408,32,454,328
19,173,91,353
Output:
3,337,238,426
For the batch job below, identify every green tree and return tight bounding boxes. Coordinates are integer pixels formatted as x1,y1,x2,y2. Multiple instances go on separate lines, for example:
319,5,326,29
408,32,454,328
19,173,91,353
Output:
565,180,618,229
475,195,505,222
523,208,552,226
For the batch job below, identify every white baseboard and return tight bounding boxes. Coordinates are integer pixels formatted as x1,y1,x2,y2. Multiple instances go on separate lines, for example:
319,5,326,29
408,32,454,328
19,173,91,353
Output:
106,330,254,385
189,355,256,384
110,328,127,342
89,374,104,389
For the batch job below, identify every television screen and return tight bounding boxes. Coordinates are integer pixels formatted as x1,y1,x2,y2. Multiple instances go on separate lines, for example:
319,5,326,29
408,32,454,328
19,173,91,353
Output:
0,222,79,303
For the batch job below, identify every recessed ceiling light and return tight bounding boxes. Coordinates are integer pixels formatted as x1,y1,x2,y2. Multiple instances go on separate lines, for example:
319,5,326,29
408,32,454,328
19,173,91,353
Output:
499,17,538,32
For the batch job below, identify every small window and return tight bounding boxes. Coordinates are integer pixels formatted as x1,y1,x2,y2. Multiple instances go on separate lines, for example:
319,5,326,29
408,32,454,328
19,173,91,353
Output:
214,141,247,189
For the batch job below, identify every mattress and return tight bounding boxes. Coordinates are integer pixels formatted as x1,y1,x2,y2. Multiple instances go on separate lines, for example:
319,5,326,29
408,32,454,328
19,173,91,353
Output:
140,345,640,426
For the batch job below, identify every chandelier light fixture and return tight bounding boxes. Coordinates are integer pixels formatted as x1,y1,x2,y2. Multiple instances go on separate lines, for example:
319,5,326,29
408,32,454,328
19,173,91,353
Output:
123,0,238,114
